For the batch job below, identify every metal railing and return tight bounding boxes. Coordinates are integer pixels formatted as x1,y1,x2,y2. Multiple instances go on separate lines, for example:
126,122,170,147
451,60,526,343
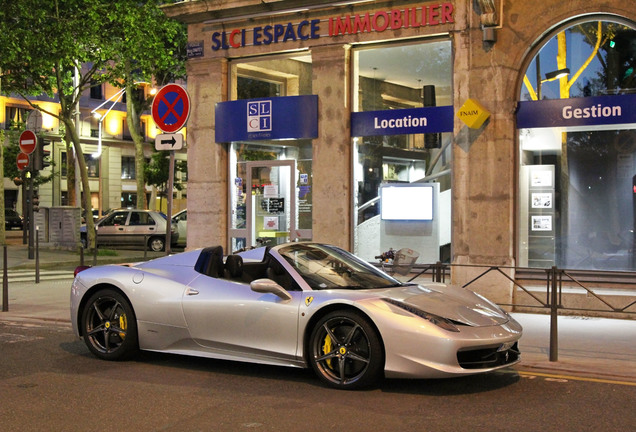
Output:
394,261,636,362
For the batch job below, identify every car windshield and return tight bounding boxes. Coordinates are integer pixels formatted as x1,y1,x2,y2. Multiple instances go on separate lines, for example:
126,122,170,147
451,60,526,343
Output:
275,243,402,290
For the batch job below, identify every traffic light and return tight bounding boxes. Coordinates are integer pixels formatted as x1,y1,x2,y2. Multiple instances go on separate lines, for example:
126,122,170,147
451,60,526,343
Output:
32,191,40,212
34,140,52,171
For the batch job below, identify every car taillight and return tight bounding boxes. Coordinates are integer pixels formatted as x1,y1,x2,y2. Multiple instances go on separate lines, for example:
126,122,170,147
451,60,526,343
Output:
74,266,91,277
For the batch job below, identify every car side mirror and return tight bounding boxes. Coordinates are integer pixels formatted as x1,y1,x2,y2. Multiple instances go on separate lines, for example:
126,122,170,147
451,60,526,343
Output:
250,278,292,301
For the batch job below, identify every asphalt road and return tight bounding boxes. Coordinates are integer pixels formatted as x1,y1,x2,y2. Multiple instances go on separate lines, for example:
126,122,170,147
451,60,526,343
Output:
0,319,634,432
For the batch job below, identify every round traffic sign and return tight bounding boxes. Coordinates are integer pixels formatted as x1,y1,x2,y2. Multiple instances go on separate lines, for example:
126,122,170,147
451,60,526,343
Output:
151,84,191,133
17,152,30,170
19,130,37,154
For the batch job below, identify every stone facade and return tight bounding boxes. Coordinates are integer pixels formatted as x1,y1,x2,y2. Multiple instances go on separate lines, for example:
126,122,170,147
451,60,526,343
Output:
164,1,636,305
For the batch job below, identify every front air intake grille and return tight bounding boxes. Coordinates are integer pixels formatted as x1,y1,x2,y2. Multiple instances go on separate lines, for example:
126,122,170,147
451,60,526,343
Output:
457,342,520,369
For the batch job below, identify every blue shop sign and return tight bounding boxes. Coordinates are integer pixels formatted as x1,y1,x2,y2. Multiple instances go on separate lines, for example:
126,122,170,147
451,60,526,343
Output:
516,94,636,129
215,95,318,142
351,106,454,137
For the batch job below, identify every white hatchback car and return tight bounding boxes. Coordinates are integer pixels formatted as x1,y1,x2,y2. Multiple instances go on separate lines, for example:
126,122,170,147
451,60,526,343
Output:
80,209,178,251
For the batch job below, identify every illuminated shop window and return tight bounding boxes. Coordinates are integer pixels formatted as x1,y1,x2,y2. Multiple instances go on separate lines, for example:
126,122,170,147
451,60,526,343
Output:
352,39,453,263
518,18,636,271
228,53,314,252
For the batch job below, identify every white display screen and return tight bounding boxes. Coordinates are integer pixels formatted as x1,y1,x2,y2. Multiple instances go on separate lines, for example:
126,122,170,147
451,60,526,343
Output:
380,185,433,221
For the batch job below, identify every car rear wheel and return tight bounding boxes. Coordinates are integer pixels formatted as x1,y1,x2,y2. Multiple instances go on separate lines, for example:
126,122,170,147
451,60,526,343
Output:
148,236,165,252
309,310,384,389
81,289,138,361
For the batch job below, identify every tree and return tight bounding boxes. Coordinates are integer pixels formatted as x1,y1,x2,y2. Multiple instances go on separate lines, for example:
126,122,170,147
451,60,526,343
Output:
144,150,185,211
0,0,119,249
0,0,186,248
105,0,187,210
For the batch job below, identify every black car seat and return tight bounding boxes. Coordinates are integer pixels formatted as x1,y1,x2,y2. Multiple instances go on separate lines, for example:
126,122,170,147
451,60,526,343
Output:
266,259,293,291
224,254,245,282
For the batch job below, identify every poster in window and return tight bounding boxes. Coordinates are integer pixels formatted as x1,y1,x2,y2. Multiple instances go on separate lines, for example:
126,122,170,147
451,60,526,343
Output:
263,216,278,230
531,193,552,209
531,170,552,187
531,215,552,231
263,184,278,198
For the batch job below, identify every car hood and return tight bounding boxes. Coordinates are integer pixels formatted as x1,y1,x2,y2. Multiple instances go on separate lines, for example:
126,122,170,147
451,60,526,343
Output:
377,283,510,327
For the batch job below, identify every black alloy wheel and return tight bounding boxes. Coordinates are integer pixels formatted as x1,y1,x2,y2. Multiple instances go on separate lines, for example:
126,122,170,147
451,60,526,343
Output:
309,310,384,389
81,289,138,361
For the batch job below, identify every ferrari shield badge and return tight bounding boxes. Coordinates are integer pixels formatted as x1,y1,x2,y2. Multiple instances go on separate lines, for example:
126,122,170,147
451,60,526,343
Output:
305,296,314,307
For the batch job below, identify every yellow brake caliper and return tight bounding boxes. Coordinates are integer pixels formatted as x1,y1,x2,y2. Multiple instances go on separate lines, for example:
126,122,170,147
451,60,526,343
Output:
322,334,333,369
118,314,127,340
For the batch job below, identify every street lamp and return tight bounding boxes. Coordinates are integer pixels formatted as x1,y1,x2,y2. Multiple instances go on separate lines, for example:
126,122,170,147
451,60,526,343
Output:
544,68,570,82
89,87,125,217
88,83,155,215
536,64,571,100
90,87,126,158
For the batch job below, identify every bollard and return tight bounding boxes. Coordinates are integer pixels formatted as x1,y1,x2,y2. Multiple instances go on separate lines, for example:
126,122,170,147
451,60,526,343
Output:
92,244,97,267
434,261,442,283
79,245,84,267
143,235,148,260
35,227,40,284
549,266,559,362
2,245,8,312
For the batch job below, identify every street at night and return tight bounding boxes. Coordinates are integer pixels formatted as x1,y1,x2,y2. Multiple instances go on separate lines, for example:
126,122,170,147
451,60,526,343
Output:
1,317,634,432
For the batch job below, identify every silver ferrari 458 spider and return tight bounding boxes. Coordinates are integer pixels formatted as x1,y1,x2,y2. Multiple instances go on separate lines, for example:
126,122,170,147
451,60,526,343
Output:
71,242,522,389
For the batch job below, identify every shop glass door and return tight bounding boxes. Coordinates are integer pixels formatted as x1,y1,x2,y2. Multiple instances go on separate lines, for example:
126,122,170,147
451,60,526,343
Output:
244,160,296,249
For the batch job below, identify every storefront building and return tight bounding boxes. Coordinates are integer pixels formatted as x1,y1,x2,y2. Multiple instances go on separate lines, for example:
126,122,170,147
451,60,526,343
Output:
164,0,636,304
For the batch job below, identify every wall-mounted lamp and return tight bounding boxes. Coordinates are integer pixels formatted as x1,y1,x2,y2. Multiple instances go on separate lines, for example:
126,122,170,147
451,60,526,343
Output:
483,27,497,43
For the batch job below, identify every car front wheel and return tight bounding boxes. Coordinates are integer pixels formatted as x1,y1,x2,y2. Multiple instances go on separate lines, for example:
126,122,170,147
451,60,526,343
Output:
309,310,384,389
81,289,138,361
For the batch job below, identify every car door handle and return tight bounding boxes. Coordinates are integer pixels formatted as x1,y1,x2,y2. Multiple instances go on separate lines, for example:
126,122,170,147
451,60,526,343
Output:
186,288,199,296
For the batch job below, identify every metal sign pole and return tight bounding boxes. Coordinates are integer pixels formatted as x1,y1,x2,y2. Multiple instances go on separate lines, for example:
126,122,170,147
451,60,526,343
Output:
2,245,7,312
165,150,175,255
27,173,34,260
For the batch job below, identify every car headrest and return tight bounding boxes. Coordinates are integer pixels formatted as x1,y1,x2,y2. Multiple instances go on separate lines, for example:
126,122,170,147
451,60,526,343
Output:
225,255,243,278
269,259,285,275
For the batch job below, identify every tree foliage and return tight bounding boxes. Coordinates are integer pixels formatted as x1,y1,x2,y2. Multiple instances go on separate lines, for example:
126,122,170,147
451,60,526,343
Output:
0,0,187,248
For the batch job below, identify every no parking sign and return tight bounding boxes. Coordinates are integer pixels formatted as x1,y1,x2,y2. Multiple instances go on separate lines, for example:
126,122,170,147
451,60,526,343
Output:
151,84,191,133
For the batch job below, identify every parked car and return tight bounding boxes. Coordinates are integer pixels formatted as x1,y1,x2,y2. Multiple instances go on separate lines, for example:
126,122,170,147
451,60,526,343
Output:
5,209,23,230
171,209,187,246
80,209,178,251
71,242,522,389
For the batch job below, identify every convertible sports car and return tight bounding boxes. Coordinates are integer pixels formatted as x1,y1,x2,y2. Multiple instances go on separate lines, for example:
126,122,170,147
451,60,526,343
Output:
71,242,522,389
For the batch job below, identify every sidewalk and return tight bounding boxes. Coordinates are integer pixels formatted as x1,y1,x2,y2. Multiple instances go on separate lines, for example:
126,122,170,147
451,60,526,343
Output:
1,231,167,271
1,233,635,383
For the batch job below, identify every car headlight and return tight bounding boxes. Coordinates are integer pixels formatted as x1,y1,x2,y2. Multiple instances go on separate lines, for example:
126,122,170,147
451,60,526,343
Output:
383,298,460,332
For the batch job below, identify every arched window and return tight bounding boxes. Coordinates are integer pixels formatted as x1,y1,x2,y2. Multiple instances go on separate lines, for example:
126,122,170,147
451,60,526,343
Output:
518,17,636,272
